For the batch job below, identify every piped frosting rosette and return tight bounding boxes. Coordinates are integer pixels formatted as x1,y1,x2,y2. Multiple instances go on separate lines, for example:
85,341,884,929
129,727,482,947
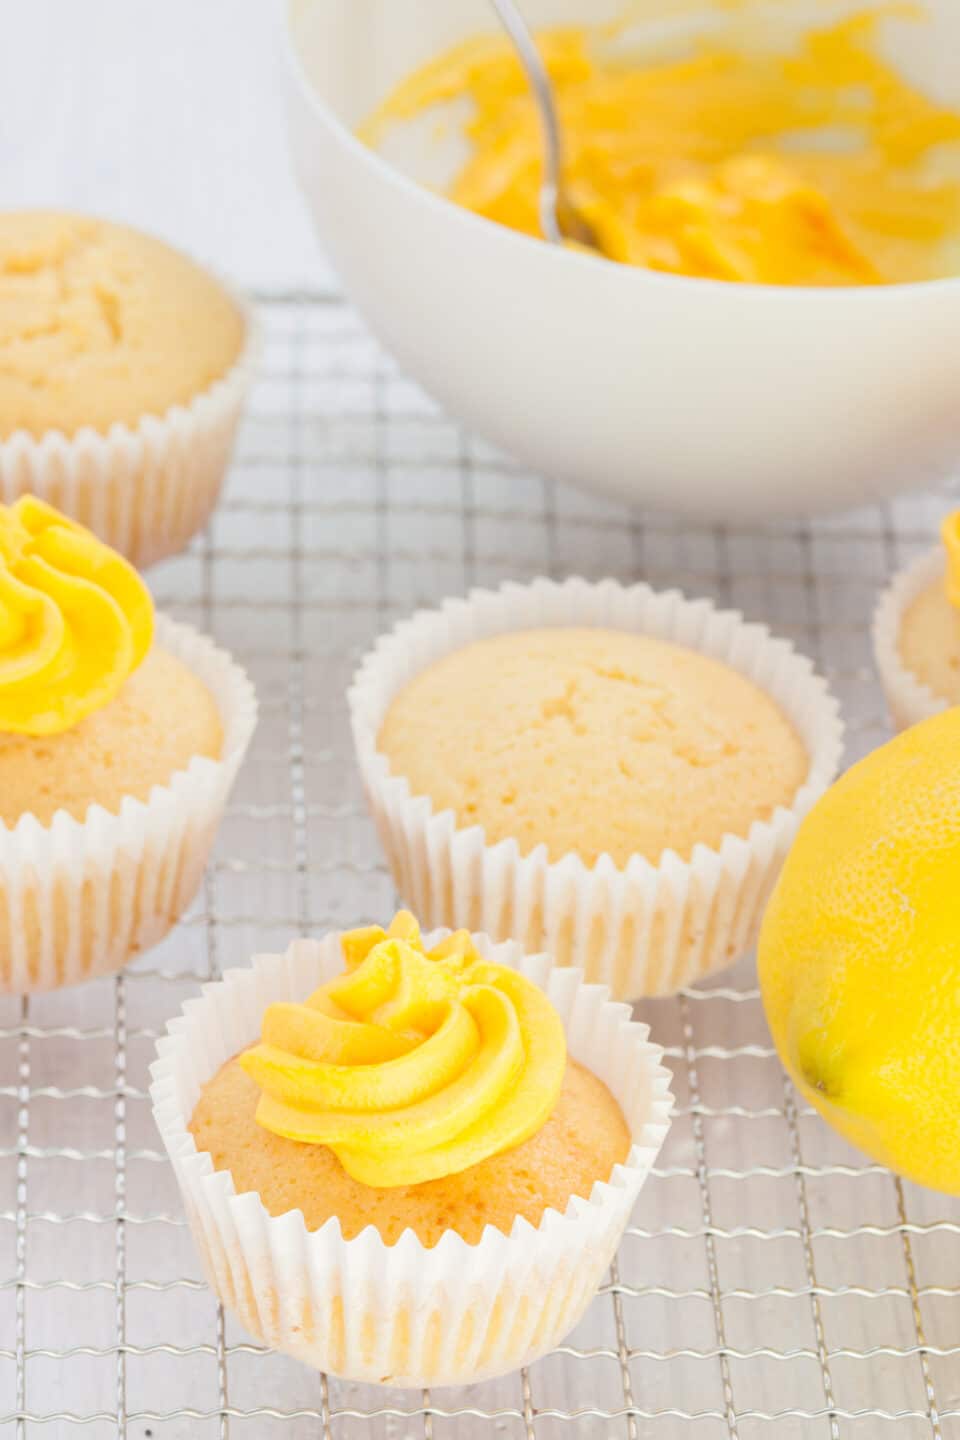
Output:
0,497,256,992
0,495,153,734
241,913,566,1186
151,920,673,1386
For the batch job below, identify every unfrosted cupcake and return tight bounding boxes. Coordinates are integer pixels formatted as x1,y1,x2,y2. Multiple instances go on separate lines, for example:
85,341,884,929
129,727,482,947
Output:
151,912,672,1386
0,496,257,992
874,510,960,730
0,211,254,567
380,627,809,868
350,579,844,998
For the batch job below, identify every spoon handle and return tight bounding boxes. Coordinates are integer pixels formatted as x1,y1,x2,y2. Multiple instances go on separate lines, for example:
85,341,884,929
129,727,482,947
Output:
487,0,564,244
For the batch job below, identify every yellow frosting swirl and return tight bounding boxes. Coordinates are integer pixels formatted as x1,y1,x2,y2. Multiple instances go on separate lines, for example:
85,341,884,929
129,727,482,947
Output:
0,496,153,736
942,511,960,611
241,913,567,1187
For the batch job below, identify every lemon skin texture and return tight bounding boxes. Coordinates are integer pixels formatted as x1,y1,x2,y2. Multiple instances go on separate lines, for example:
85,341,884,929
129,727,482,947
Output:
758,708,960,1194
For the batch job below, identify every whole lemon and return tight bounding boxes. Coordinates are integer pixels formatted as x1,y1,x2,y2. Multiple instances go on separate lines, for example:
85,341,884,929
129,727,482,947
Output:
759,708,960,1193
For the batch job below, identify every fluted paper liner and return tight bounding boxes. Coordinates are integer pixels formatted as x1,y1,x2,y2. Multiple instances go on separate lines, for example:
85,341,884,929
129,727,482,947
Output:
873,546,949,731
0,296,256,569
0,614,258,993
349,578,844,998
150,930,673,1387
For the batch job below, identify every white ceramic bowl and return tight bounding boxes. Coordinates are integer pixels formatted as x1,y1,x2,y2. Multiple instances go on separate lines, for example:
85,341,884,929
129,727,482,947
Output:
284,0,960,520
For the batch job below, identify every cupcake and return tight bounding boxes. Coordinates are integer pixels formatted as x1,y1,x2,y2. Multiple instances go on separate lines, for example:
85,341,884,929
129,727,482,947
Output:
0,211,254,567
349,578,844,998
0,496,257,992
151,912,672,1386
874,510,960,730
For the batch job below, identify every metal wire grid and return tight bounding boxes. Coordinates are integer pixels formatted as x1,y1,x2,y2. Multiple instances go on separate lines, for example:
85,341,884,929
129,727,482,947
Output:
2,291,960,1439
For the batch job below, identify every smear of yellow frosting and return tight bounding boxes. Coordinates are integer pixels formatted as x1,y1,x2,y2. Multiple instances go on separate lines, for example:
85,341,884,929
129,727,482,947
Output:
0,497,154,736
363,11,960,285
241,912,568,1188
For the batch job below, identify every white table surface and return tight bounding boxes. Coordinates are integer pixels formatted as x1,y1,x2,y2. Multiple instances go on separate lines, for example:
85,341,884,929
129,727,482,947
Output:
0,0,332,293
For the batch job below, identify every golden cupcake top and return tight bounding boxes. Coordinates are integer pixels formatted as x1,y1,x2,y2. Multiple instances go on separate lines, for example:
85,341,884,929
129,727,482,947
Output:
241,912,567,1188
364,12,960,285
0,496,153,735
378,627,807,867
895,508,960,709
0,212,245,438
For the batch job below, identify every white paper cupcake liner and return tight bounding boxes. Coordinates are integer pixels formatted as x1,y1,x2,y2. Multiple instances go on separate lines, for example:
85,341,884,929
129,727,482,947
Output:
0,294,257,570
0,613,258,993
150,928,673,1387
873,546,949,731
349,578,844,998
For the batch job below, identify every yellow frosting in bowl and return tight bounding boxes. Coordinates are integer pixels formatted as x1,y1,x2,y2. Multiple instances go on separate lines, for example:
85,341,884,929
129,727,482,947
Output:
0,496,153,736
241,913,567,1188
364,11,960,285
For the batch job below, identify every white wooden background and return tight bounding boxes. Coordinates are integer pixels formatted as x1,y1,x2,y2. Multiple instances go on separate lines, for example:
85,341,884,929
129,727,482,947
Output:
0,0,333,293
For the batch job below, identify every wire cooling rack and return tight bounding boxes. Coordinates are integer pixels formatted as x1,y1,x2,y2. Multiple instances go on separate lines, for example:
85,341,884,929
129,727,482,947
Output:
2,290,960,1439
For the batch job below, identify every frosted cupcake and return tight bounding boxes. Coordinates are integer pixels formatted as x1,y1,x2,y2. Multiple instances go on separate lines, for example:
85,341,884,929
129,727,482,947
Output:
0,496,257,992
0,211,254,567
350,579,844,998
874,511,960,730
151,912,672,1386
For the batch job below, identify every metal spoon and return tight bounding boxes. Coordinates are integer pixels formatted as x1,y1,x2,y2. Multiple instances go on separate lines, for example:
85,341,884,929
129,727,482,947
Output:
488,0,601,251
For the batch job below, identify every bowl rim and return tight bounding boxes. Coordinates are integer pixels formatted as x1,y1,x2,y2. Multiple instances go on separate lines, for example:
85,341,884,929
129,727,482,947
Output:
282,0,960,304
